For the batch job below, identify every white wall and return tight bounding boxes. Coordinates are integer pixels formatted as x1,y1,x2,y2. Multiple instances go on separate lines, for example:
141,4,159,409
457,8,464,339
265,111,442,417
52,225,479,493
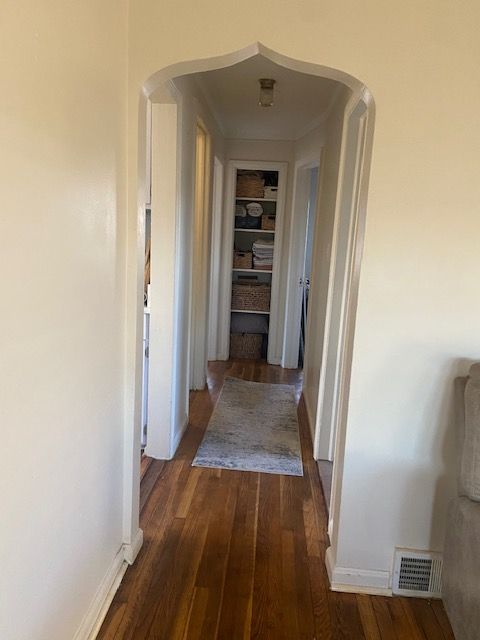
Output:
302,87,351,438
0,2,129,639
147,75,224,459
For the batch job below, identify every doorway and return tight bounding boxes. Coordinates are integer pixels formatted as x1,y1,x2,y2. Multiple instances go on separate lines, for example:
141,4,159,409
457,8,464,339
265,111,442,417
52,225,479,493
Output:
125,44,375,589
283,160,321,370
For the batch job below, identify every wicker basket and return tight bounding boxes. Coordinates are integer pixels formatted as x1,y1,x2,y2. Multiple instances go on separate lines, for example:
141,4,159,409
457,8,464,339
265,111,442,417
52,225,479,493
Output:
236,171,265,198
230,333,262,359
231,281,271,312
261,214,276,231
233,250,252,269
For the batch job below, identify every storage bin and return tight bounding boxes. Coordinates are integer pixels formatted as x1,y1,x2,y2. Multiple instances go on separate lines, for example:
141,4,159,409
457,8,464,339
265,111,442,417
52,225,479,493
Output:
230,333,262,359
235,204,260,229
235,213,261,229
264,186,278,200
231,281,271,312
261,214,276,231
233,250,252,269
236,171,265,198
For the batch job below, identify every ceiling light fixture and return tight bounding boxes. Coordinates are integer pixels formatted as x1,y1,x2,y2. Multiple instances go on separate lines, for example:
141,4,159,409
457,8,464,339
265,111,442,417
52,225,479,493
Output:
258,78,276,107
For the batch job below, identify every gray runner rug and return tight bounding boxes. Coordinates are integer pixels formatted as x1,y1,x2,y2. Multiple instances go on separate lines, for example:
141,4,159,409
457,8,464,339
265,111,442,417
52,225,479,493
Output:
192,377,303,476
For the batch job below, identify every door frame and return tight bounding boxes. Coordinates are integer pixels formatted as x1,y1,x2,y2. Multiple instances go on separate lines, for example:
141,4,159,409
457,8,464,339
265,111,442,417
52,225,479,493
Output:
217,159,288,364
125,43,374,568
282,154,322,369
189,120,212,390
207,156,225,361
314,91,374,548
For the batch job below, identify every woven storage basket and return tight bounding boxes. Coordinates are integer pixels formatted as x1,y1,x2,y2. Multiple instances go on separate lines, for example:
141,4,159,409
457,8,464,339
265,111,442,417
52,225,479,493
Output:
231,281,271,312
261,214,276,231
236,172,265,198
233,250,252,269
230,333,262,359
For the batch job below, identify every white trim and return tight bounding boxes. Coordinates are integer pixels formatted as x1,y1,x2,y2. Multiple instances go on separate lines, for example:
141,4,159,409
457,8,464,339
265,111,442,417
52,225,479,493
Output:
207,157,224,360
146,102,179,459
218,160,288,364
325,547,392,596
189,120,212,390
282,156,321,369
313,95,361,461
123,528,144,565
326,95,375,562
72,548,128,640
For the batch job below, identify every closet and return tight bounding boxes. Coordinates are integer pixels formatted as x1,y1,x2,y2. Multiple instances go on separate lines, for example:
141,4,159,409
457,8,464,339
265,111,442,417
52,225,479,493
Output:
225,160,287,363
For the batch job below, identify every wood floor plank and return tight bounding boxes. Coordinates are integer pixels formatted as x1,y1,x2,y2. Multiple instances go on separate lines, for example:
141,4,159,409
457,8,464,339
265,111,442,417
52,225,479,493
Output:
408,599,449,640
251,473,285,640
216,471,260,640
328,591,367,640
356,595,381,640
97,360,455,640
371,597,396,640
308,556,334,639
386,597,424,640
140,459,165,513
430,600,455,640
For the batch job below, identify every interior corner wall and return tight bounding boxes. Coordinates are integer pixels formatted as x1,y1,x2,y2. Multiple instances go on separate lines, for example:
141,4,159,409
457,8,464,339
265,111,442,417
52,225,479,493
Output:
302,87,351,441
294,125,326,165
0,2,128,639
224,138,295,363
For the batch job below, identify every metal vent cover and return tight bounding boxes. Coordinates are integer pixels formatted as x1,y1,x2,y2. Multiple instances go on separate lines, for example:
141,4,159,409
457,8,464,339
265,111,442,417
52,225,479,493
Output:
392,549,443,598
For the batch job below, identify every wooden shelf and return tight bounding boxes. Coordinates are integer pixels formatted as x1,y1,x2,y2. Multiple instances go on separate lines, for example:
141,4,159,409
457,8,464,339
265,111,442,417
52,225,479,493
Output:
232,268,273,274
231,309,270,315
234,228,275,234
235,197,277,202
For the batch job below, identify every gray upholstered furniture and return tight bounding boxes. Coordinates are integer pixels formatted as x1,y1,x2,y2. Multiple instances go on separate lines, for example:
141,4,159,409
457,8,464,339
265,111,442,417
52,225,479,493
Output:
443,363,480,640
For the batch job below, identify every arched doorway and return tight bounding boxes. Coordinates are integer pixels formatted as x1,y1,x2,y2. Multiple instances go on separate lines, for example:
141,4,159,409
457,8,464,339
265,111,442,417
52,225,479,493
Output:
123,43,375,581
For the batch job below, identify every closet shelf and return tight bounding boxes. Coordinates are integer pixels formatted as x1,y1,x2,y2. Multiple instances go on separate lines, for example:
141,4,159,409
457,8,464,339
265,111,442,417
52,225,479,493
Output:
235,197,277,202
234,228,275,234
231,309,270,315
232,268,273,274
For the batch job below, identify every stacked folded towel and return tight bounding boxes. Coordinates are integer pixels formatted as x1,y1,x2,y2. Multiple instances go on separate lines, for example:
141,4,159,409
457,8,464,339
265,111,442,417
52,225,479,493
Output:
253,239,274,270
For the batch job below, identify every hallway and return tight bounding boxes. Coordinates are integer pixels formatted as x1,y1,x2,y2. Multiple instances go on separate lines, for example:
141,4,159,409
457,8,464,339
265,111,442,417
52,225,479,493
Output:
98,362,453,639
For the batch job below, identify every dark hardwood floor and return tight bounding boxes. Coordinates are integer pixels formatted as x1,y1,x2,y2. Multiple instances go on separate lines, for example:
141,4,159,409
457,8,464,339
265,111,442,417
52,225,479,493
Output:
98,360,454,639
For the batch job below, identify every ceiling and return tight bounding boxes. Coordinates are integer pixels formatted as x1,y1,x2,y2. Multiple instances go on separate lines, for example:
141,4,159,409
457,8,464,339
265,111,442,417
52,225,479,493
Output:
190,55,340,141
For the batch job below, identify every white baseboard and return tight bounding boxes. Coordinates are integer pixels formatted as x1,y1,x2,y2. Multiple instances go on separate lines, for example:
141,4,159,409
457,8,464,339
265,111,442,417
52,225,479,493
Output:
73,547,128,640
123,527,144,565
325,546,392,597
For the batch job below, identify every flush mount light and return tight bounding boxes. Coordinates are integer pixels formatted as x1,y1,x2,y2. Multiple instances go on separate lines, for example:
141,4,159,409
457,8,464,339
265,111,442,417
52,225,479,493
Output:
258,78,276,107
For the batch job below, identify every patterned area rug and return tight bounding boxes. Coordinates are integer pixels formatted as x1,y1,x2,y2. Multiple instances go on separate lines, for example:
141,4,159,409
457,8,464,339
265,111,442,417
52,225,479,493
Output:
192,377,303,476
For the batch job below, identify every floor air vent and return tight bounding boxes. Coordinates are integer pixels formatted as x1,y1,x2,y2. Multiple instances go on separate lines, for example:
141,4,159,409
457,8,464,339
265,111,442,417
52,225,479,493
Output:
392,549,443,598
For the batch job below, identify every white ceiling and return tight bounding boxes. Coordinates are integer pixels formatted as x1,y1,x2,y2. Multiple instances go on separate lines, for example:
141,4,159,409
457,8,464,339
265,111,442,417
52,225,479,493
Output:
190,55,340,141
